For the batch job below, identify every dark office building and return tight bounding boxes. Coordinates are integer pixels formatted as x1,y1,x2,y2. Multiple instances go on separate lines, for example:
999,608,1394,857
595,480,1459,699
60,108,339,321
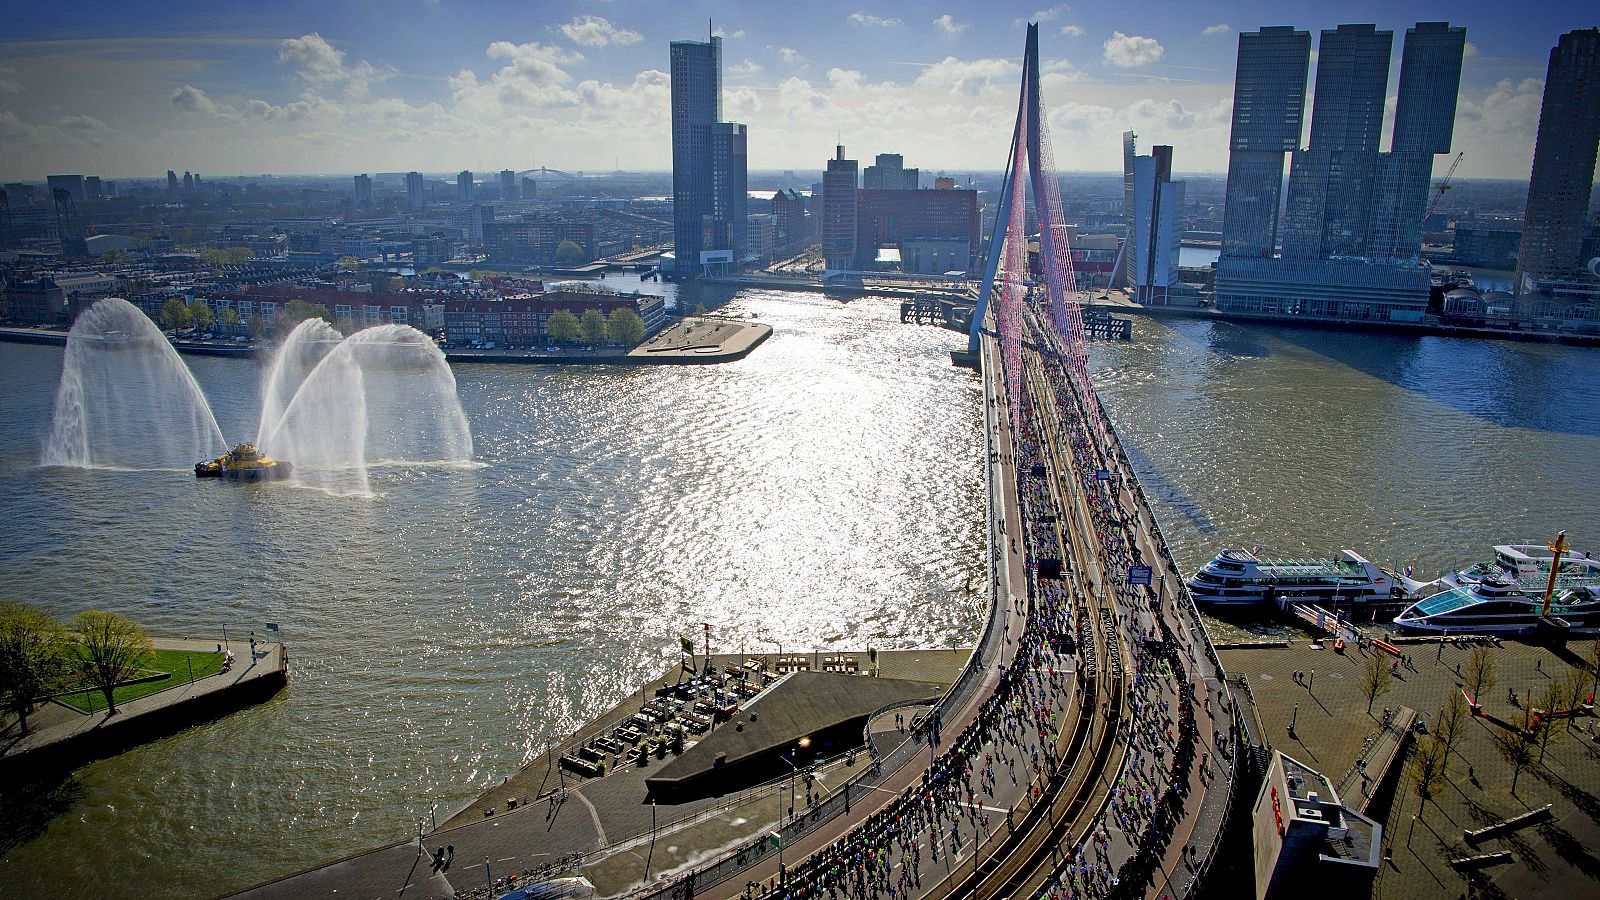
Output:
822,146,859,271
854,187,979,272
670,34,747,276
1219,27,1312,260
1517,28,1600,287
862,154,919,190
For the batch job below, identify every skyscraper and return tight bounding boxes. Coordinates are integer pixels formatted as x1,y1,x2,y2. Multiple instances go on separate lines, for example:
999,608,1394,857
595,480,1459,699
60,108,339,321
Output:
167,170,179,194
353,173,373,204
670,34,748,276
1366,22,1466,261
862,153,919,190
1131,146,1185,305
1119,130,1137,286
1282,24,1393,260
1219,27,1311,260
406,171,426,209
1517,28,1600,288
499,169,518,201
457,171,474,203
822,145,859,272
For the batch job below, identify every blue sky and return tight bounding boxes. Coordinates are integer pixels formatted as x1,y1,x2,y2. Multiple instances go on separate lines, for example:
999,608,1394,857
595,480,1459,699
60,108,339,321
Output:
0,0,1590,180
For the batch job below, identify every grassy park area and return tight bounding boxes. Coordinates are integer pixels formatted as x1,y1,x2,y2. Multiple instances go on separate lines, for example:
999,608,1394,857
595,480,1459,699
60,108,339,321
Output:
56,648,226,713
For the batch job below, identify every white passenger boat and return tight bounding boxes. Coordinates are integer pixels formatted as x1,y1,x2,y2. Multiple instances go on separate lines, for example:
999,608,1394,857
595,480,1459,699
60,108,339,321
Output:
1394,578,1600,635
1187,549,1399,608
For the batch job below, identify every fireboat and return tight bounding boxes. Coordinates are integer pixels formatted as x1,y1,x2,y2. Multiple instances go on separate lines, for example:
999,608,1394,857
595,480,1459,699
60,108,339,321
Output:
194,443,293,481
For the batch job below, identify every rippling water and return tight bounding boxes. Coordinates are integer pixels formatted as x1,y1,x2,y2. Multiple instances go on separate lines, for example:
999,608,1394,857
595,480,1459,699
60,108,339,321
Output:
1,298,1597,898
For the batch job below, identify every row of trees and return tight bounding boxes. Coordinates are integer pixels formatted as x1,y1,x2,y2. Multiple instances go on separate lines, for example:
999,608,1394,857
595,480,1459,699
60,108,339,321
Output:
544,307,646,347
0,602,153,733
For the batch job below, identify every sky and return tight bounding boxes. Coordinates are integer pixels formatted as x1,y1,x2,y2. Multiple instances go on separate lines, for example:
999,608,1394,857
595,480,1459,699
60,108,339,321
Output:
0,0,1592,182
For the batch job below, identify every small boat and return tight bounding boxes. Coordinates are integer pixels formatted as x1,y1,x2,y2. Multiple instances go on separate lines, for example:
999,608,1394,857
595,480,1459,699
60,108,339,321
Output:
195,443,293,481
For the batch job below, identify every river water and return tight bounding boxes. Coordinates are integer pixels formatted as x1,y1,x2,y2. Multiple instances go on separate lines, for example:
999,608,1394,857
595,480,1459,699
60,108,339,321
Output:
1,294,1597,897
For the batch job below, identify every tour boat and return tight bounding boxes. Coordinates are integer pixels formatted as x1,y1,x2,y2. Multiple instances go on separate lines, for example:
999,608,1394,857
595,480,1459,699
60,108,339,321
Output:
1186,548,1399,608
1429,542,1600,592
1393,577,1600,635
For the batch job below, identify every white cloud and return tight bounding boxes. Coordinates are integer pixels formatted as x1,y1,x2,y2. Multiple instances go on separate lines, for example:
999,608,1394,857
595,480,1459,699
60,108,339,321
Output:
559,15,642,47
1103,32,1164,68
776,47,805,65
170,84,218,115
1060,25,1086,38
277,33,391,100
1202,24,1231,36
0,66,21,94
1016,6,1068,27
728,59,763,76
849,12,905,28
933,14,967,36
725,85,762,118
712,27,746,39
1464,41,1480,58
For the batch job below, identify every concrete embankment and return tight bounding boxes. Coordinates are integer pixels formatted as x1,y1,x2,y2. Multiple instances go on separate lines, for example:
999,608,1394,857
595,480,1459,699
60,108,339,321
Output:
446,317,771,366
1,638,288,775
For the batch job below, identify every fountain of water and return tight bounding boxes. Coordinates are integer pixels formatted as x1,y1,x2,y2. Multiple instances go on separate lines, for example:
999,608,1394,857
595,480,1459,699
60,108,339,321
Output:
42,298,228,469
44,299,474,495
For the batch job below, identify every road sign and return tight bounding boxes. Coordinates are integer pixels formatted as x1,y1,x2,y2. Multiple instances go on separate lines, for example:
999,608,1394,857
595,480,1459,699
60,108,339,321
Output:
1127,565,1153,586
1094,469,1111,481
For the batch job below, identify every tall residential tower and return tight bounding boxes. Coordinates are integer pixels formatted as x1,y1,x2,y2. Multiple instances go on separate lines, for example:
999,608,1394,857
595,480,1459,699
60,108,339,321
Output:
670,34,747,276
1219,27,1311,260
1517,28,1600,288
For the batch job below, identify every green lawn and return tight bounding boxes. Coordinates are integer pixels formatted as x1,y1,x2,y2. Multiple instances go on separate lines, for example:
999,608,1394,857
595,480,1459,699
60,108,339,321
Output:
57,649,227,714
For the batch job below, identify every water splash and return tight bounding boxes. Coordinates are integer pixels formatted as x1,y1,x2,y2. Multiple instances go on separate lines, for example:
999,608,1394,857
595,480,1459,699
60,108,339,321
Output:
44,300,473,495
42,298,228,469
260,325,474,497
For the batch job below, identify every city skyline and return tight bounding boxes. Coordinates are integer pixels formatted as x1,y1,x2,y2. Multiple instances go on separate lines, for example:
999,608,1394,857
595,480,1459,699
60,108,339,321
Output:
0,0,1590,181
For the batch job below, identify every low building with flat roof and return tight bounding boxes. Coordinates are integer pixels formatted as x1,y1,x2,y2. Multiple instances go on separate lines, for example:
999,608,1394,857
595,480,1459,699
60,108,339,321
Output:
1251,750,1382,900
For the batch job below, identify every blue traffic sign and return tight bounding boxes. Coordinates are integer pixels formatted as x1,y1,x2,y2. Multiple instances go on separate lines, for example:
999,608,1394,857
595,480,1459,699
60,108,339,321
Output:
1127,565,1153,586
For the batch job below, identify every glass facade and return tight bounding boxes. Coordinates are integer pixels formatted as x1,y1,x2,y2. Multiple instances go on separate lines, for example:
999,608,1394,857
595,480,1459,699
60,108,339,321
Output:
1219,27,1311,260
672,36,747,275
1518,28,1600,285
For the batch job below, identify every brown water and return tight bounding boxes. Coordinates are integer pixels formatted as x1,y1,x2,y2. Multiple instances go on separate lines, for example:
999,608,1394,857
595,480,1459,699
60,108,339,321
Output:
0,297,1596,897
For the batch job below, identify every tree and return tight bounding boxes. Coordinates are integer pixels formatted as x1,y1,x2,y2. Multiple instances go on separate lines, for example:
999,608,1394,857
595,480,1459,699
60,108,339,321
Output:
1493,729,1534,796
337,255,362,271
1362,652,1393,715
334,317,357,337
71,610,152,716
1405,734,1449,816
1464,645,1497,709
1436,690,1469,761
580,308,608,346
0,602,70,736
1587,638,1600,696
217,307,241,334
160,298,193,332
693,303,708,317
248,314,267,339
546,309,581,344
387,277,407,292
280,299,333,328
607,308,646,346
555,239,586,266
188,299,214,331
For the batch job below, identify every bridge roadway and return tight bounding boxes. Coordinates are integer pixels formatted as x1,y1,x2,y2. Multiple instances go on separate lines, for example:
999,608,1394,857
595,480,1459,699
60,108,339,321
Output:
678,308,1235,900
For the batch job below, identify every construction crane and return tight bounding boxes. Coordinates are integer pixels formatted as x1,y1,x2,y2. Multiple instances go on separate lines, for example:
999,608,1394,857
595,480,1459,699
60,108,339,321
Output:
1423,151,1464,224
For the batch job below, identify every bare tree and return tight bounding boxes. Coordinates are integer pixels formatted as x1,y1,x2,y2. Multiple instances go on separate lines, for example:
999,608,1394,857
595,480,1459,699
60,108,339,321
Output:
1436,690,1469,761
1363,652,1393,715
1588,638,1600,697
0,602,70,735
1463,645,1497,709
1406,734,1450,816
72,611,152,716
1493,729,1534,796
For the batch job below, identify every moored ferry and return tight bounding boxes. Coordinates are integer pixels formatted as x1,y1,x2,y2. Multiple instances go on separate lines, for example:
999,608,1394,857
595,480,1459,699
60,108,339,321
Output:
1187,549,1400,608
1430,542,1600,592
1394,578,1600,635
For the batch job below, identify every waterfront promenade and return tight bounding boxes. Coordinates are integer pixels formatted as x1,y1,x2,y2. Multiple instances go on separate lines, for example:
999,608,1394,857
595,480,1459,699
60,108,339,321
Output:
1,637,287,773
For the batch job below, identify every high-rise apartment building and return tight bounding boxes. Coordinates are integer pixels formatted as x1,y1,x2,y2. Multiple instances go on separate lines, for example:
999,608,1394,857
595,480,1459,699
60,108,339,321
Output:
1219,27,1311,260
1120,130,1138,286
1517,28,1600,288
1282,24,1393,260
862,153,919,190
406,171,425,209
1131,145,1185,305
1366,22,1466,261
353,173,373,204
670,34,748,276
167,170,179,194
47,175,85,202
822,145,859,272
457,171,474,203
499,169,518,201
